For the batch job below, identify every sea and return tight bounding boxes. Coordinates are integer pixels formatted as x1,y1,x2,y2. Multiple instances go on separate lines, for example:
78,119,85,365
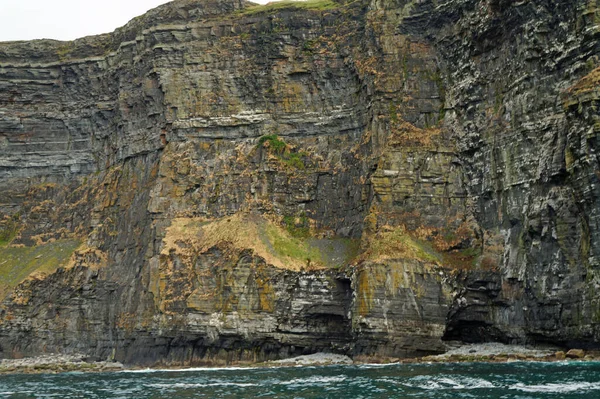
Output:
1,361,599,398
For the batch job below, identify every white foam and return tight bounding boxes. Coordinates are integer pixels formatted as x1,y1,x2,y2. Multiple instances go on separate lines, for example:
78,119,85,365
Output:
270,353,353,365
455,377,495,389
278,375,347,385
122,366,260,373
510,381,600,393
403,376,495,390
148,382,259,389
357,363,401,368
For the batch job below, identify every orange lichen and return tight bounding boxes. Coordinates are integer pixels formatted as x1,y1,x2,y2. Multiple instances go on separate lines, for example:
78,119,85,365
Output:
567,66,600,96
389,119,442,148
359,224,441,265
161,213,325,272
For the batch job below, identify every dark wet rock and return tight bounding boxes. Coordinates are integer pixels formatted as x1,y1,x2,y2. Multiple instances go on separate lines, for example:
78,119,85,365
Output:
566,349,585,359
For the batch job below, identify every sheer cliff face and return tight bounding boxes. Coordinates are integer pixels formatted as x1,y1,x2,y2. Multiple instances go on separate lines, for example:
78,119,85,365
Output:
0,0,598,364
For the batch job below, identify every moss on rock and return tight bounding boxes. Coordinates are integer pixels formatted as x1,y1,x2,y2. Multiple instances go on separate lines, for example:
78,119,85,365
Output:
0,240,81,300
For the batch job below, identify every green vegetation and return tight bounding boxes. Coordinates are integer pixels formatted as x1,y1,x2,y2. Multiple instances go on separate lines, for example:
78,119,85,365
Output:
302,39,318,54
56,46,71,61
267,216,359,269
55,41,77,62
169,214,358,271
284,152,306,169
0,216,19,247
363,226,441,264
257,135,307,169
308,237,361,268
427,69,447,122
0,240,81,299
283,214,310,238
441,246,489,270
587,57,596,72
389,103,399,123
240,0,339,16
258,134,287,154
265,223,322,268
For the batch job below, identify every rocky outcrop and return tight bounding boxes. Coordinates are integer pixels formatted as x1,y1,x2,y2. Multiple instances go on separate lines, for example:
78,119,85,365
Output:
430,0,600,347
0,0,599,365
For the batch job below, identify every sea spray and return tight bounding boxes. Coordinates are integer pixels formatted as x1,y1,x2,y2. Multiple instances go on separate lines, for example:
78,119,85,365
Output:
1,361,600,398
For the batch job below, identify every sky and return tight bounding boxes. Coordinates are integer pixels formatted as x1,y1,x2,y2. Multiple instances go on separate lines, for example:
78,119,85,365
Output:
0,0,271,42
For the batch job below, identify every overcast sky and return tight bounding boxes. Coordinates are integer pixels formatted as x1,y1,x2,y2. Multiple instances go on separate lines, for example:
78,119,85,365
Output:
0,0,270,42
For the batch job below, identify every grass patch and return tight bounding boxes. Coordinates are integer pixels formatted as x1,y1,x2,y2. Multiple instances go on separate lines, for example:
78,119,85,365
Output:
258,134,287,154
240,0,339,16
0,216,19,247
162,214,318,271
307,237,360,268
441,247,480,270
302,39,318,53
163,214,358,271
284,152,306,169
361,226,441,264
0,240,81,300
0,237,13,248
265,223,322,268
257,135,306,169
283,214,310,238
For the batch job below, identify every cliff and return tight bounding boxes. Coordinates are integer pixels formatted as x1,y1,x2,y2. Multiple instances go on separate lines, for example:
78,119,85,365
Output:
0,0,599,365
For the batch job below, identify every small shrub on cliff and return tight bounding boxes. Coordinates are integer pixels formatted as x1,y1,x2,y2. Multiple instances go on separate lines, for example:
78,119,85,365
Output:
257,135,306,169
284,152,306,169
258,134,286,154
283,214,310,238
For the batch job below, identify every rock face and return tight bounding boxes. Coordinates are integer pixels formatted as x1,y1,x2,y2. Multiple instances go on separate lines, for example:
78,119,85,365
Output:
0,0,599,365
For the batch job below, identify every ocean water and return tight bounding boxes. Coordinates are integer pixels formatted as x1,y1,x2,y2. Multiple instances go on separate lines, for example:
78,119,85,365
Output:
1,361,600,398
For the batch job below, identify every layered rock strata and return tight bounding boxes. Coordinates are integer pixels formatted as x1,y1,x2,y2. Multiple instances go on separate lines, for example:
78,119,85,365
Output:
0,0,599,365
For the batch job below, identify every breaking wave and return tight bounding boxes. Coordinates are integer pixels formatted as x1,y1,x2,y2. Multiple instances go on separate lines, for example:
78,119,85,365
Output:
2,361,600,398
510,382,600,393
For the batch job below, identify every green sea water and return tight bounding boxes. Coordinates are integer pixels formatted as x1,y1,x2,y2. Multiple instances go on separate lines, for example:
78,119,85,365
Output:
1,361,600,398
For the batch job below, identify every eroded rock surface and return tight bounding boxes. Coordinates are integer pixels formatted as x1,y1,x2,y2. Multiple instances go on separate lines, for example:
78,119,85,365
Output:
0,0,599,365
